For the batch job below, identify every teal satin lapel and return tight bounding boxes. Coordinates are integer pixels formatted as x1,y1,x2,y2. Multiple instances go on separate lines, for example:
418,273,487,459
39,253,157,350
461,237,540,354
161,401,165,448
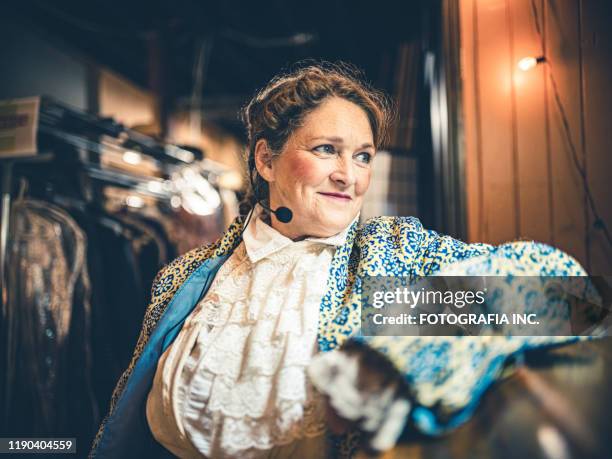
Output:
96,254,230,457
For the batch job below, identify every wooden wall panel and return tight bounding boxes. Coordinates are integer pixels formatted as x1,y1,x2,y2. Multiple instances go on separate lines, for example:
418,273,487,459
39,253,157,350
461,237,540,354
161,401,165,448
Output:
460,0,483,242
545,0,588,266
476,0,517,244
511,0,553,243
459,0,612,274
581,1,612,275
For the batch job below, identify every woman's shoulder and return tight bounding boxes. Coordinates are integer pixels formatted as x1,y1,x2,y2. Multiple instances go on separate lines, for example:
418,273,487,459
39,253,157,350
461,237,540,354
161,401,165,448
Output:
354,216,432,274
357,215,425,241
359,215,423,229
151,243,217,300
356,215,444,253
355,216,493,275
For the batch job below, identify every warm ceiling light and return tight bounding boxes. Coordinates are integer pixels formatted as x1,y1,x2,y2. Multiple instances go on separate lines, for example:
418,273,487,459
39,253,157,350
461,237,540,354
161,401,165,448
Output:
518,56,546,71
125,195,144,208
146,181,163,193
122,150,142,165
170,196,182,208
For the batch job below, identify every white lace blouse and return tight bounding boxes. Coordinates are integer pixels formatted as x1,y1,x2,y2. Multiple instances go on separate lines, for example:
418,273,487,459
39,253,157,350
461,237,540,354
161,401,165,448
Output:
146,206,356,458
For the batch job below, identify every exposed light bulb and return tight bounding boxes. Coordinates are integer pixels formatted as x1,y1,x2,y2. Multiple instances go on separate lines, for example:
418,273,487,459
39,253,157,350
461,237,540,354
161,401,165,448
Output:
126,195,144,208
518,56,546,71
146,181,164,193
122,150,142,165
170,196,182,208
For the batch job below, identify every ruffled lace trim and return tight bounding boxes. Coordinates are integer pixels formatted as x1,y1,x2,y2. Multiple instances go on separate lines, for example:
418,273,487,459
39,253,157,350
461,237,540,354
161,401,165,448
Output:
157,241,334,457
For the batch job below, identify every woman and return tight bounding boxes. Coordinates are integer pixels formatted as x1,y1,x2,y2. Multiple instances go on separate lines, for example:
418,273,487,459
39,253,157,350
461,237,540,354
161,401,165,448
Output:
90,62,594,458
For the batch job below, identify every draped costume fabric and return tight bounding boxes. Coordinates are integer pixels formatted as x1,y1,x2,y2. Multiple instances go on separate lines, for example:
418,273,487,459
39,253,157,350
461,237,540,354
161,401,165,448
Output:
6,199,97,441
91,214,596,458
146,206,355,458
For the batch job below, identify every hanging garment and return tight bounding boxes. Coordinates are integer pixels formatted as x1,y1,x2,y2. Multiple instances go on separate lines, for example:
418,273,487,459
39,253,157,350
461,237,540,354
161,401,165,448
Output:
59,201,171,421
5,199,97,443
93,214,158,371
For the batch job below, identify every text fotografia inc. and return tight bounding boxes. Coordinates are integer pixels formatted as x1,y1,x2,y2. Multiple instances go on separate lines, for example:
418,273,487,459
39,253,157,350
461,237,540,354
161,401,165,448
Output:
370,312,539,326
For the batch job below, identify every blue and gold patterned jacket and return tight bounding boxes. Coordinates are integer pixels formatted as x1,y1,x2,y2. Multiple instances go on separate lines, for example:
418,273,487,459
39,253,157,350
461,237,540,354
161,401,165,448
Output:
90,215,588,458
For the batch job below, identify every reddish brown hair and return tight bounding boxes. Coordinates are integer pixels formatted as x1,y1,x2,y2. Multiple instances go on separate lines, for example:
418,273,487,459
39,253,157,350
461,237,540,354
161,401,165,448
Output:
240,61,393,214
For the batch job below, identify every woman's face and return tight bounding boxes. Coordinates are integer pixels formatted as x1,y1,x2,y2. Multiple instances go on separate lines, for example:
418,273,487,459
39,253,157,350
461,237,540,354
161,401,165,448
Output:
256,96,375,239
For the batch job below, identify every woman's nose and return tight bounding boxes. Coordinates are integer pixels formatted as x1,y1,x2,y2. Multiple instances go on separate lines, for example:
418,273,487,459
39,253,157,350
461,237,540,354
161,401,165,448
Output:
330,157,357,187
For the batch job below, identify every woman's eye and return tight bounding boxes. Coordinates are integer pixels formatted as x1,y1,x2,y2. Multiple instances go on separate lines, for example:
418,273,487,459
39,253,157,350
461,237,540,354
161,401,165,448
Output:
313,144,336,154
355,152,373,164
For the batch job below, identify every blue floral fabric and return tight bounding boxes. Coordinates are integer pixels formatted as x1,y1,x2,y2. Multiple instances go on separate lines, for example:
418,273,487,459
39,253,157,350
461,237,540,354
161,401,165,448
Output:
348,218,602,435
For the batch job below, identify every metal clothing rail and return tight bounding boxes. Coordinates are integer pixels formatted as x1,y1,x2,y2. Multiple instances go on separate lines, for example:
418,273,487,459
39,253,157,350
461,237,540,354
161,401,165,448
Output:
39,96,195,166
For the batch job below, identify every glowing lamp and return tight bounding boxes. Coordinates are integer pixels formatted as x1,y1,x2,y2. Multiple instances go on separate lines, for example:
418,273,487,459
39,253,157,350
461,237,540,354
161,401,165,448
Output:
122,150,142,165
518,56,546,71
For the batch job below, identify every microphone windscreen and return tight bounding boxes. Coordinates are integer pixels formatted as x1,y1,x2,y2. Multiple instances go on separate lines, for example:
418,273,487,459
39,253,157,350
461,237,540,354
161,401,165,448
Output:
275,206,293,223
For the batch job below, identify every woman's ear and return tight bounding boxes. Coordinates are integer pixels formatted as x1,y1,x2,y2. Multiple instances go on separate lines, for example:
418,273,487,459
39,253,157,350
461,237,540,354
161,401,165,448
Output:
254,139,275,182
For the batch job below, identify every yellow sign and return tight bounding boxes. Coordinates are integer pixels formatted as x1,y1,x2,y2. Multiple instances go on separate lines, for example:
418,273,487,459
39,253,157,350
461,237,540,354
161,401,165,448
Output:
0,96,39,158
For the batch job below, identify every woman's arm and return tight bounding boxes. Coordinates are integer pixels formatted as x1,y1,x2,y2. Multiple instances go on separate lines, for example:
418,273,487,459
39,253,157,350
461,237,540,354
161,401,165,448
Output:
311,220,603,453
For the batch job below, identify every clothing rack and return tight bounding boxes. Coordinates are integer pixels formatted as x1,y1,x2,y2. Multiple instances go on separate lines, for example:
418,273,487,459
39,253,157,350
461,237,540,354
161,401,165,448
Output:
0,95,226,321
0,97,180,428
0,97,232,442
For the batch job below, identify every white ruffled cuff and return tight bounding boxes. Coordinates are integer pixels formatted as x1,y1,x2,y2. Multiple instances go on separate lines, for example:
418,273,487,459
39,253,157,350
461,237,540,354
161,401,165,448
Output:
307,348,411,452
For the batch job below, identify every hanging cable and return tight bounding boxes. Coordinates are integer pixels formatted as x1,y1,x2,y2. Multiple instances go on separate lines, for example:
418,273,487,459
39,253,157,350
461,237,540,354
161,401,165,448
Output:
529,0,612,251
189,36,213,138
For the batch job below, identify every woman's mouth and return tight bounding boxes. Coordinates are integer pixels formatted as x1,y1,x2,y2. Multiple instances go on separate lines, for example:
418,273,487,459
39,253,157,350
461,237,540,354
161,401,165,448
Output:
318,192,352,201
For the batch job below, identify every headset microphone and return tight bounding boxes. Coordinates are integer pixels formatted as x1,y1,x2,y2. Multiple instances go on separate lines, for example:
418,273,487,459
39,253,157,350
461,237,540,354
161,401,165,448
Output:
273,206,293,223
258,201,293,223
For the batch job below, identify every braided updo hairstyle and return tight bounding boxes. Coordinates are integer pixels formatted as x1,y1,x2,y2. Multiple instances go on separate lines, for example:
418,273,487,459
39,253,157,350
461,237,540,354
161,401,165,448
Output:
239,61,394,217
